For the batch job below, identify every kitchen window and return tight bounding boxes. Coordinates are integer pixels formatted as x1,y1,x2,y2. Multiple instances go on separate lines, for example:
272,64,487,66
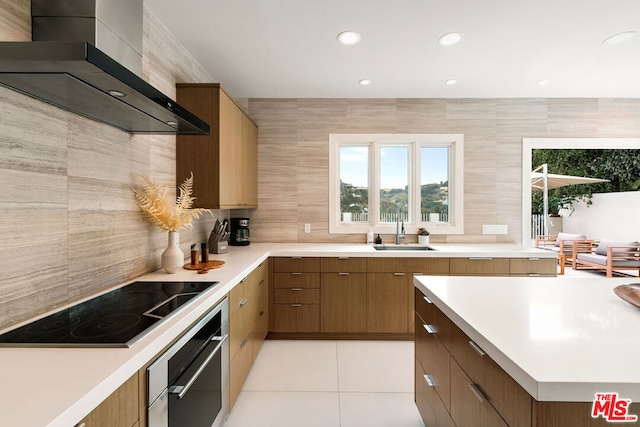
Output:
329,134,464,235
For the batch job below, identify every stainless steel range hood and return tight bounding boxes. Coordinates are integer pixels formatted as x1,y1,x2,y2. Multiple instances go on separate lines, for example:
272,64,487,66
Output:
0,0,210,135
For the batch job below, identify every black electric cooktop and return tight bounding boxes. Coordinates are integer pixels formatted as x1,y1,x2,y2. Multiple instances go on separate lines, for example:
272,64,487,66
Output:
0,281,218,348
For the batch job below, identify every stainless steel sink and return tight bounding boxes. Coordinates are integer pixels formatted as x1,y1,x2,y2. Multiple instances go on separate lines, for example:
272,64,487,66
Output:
373,245,436,251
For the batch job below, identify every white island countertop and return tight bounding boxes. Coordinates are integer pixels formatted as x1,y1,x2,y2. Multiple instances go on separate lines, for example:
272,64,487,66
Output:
414,275,640,402
0,243,553,427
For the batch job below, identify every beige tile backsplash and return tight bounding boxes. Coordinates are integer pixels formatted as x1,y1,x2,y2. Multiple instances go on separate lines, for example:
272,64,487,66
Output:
2,3,640,330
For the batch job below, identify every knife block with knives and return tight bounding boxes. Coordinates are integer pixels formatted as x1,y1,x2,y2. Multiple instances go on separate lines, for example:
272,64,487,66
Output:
209,219,229,254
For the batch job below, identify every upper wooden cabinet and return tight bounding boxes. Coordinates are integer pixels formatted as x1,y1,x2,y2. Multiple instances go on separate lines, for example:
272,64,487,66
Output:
176,83,258,209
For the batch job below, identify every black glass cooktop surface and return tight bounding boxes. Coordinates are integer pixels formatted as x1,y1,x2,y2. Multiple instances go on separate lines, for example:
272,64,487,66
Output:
0,281,218,348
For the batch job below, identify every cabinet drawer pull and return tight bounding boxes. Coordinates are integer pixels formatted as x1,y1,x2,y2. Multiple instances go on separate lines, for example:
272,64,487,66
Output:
291,304,303,307
338,272,350,276
239,298,248,307
240,338,248,348
528,257,540,261
291,256,302,260
469,257,493,261
528,273,540,277
259,279,265,285
468,383,487,403
423,295,433,304
291,272,303,276
413,272,423,276
259,310,265,316
240,276,248,282
394,272,405,276
291,288,303,291
423,374,435,387
338,256,349,260
469,340,486,357
423,324,435,334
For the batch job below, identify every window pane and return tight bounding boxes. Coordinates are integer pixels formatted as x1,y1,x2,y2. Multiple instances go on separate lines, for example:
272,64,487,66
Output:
421,147,449,223
340,146,369,223
379,146,409,223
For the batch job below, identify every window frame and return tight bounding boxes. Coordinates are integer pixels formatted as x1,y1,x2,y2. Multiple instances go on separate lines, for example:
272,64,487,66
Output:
329,133,464,235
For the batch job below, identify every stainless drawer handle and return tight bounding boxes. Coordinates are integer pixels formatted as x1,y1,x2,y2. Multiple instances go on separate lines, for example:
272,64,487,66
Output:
259,310,264,316
291,288,303,291
239,298,248,307
423,295,433,304
468,383,487,403
291,272,303,276
394,272,405,276
528,273,540,277
240,338,248,348
338,272,350,276
259,279,265,285
423,324,435,334
423,374,435,387
292,256,302,260
529,257,540,261
469,340,486,357
469,257,493,261
413,272,423,276
240,276,248,282
291,304,302,307
338,256,349,260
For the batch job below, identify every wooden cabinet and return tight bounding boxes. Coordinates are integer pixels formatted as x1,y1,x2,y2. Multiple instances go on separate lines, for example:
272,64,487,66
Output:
450,359,509,427
229,260,269,410
272,257,320,333
415,356,456,427
366,272,409,333
320,257,367,333
509,257,557,276
449,257,510,276
415,286,532,427
76,373,138,427
176,83,258,209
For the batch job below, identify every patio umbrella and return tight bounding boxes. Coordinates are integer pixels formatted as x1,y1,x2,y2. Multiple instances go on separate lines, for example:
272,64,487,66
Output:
531,164,609,234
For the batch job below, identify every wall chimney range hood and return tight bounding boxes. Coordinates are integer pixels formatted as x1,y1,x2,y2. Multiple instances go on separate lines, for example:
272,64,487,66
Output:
0,0,210,135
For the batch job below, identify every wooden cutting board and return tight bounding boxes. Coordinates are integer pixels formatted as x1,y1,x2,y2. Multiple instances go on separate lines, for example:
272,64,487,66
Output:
183,260,225,270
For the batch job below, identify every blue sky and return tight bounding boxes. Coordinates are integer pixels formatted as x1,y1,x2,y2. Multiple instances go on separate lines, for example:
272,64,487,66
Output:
340,146,449,188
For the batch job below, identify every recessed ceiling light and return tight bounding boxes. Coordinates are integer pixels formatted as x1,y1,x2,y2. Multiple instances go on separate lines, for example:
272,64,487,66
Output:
445,79,457,85
337,31,361,46
108,90,125,97
603,31,637,45
359,79,371,86
438,32,463,46
536,79,550,86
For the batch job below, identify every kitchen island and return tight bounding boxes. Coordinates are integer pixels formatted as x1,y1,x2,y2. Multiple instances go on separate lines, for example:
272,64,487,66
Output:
0,243,554,427
414,275,640,426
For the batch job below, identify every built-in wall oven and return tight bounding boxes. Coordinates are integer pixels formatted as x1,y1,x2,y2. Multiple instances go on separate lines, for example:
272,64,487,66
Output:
147,297,229,427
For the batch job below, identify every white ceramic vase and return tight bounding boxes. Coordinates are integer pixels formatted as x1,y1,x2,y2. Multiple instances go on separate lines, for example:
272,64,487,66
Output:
161,231,184,274
418,235,430,246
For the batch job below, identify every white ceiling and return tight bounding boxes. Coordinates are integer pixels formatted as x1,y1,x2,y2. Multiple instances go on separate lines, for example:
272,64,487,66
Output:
145,0,640,99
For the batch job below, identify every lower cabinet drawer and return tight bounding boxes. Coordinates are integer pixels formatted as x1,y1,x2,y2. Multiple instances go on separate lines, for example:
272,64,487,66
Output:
509,258,557,276
229,337,253,410
272,304,320,332
446,319,532,427
415,357,455,427
273,288,320,304
415,312,451,410
450,359,508,427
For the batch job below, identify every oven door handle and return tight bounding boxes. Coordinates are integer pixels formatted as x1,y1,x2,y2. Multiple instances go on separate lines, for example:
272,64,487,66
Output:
168,334,229,399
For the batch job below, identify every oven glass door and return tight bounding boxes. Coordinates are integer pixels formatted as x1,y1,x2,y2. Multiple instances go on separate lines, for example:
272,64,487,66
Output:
168,328,226,427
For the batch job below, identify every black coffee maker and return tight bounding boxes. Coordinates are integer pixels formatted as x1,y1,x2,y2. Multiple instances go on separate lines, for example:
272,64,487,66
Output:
230,217,250,246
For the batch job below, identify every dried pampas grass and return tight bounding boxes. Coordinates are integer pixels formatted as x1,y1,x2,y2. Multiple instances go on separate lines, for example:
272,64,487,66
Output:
131,173,211,232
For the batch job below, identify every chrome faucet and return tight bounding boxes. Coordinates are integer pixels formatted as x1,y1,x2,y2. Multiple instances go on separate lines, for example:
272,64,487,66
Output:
396,202,405,244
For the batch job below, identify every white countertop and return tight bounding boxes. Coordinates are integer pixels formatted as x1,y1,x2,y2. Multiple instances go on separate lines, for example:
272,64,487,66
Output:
0,242,554,427
414,275,640,402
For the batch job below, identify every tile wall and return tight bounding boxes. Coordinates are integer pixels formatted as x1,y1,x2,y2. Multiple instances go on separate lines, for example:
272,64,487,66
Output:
246,98,640,244
0,1,220,330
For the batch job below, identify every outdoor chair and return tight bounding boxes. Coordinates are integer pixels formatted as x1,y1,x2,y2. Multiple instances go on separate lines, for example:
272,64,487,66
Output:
535,232,588,275
572,239,640,278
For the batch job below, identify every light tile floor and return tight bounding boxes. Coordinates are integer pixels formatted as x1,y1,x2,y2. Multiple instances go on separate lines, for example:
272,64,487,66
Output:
225,340,425,427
